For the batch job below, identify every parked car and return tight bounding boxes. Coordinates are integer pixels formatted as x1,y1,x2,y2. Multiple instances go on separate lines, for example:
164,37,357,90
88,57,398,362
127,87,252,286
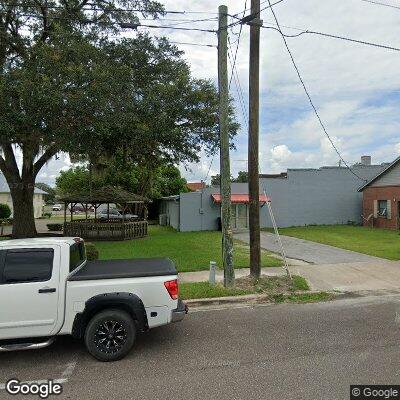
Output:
0,237,187,361
52,204,62,211
98,209,138,220
69,205,85,213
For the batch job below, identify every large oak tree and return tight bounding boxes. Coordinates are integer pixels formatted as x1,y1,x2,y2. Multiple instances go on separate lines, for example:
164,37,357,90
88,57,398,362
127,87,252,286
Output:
0,0,163,237
0,0,238,238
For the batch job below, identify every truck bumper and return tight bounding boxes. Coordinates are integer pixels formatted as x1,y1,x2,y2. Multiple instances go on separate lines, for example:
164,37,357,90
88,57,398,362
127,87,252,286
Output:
171,299,188,323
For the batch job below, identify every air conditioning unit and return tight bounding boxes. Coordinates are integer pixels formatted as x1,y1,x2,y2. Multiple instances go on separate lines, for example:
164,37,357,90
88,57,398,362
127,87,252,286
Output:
159,214,168,226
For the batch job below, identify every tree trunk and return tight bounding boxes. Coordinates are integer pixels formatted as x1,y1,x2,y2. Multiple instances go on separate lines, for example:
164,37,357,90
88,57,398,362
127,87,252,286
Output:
0,142,57,239
10,183,37,238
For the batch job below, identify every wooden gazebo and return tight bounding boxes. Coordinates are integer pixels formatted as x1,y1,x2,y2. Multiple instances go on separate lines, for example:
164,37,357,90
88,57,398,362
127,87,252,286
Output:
60,186,150,241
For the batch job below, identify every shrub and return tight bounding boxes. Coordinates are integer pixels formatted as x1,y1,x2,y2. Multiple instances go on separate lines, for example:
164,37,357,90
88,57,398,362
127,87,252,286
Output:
43,212,52,218
47,223,63,232
85,242,99,260
0,204,11,220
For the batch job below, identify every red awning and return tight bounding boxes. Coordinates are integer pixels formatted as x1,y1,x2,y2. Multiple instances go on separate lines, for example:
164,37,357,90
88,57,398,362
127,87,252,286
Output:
211,194,270,204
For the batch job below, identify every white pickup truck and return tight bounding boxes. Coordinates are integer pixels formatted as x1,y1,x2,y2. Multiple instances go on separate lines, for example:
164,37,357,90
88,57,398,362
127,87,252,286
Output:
0,237,187,361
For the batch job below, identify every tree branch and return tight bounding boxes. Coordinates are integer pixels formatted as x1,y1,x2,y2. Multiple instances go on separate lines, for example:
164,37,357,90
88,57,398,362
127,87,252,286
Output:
32,0,50,42
33,144,58,177
0,143,21,183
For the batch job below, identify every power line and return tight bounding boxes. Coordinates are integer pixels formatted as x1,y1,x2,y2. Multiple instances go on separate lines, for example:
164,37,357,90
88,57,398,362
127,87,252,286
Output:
135,23,216,33
230,0,285,20
227,37,249,128
227,0,286,29
266,0,367,182
1,2,219,15
135,17,217,28
11,12,218,32
203,153,216,182
262,25,400,52
111,34,217,48
360,0,400,10
169,41,216,48
228,0,247,90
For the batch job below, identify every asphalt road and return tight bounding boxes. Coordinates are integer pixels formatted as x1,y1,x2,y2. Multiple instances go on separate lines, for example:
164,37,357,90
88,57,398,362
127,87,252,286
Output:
1,295,400,400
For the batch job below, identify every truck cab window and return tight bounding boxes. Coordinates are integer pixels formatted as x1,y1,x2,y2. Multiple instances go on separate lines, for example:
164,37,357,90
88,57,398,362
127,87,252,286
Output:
69,242,86,273
2,249,54,284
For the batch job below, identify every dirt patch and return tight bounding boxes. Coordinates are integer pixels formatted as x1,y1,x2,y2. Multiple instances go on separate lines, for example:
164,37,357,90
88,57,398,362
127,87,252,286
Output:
235,275,299,295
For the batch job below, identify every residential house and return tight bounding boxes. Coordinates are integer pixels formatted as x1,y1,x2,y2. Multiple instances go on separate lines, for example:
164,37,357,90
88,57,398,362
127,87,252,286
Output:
0,174,46,218
358,156,400,230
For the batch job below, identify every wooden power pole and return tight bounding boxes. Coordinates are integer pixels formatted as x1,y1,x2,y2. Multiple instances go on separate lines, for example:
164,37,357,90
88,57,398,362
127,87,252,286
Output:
248,0,261,279
218,4,235,287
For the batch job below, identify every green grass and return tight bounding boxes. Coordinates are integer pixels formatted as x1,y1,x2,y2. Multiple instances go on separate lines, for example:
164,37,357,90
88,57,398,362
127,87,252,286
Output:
180,275,309,300
179,276,332,304
180,282,252,300
291,275,310,291
266,225,400,260
94,225,282,272
285,292,334,303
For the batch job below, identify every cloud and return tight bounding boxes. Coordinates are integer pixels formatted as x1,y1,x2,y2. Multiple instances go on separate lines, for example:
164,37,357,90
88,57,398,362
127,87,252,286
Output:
37,0,400,184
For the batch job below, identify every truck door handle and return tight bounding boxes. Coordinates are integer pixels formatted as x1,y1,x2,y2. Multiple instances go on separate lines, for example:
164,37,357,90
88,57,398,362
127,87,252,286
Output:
38,288,56,294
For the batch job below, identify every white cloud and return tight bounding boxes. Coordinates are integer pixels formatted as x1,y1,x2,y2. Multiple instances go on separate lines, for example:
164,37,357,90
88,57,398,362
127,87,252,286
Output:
38,0,400,184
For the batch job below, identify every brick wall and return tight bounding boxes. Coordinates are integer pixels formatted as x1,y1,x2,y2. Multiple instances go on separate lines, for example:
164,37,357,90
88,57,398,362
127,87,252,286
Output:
362,186,400,229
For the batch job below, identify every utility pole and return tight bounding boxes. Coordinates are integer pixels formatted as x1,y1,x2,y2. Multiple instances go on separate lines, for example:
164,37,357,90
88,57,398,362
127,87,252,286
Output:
248,0,261,279
218,4,235,287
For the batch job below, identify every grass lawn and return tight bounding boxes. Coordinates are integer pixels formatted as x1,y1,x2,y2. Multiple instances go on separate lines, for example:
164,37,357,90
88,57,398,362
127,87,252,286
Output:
179,275,333,303
94,225,282,272
180,275,310,300
270,225,400,260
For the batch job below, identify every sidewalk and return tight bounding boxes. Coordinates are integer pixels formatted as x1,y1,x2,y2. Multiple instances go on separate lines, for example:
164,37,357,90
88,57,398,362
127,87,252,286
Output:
291,260,400,292
179,260,400,293
179,267,286,283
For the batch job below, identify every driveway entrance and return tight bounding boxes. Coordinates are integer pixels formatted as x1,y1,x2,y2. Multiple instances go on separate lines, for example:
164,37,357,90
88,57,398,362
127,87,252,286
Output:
234,231,384,264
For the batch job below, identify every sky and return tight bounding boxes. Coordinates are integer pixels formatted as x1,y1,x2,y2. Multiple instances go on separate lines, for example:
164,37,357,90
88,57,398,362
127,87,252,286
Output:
37,0,400,185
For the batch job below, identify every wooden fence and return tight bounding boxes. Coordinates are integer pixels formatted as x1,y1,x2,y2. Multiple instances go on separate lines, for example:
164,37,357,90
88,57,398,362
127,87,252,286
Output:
64,220,148,241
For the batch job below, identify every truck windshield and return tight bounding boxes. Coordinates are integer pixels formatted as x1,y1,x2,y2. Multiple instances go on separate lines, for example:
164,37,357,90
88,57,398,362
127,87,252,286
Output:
70,242,86,273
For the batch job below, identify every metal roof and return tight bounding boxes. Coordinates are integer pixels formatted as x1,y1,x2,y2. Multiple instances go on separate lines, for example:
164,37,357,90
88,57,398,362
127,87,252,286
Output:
358,156,400,191
211,194,270,204
0,173,47,194
59,185,150,204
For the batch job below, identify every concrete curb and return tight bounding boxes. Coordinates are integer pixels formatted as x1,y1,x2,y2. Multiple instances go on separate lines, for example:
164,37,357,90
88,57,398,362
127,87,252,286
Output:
184,290,340,308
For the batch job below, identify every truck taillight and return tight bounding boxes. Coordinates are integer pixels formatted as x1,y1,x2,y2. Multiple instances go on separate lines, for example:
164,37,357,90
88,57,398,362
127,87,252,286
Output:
164,279,179,300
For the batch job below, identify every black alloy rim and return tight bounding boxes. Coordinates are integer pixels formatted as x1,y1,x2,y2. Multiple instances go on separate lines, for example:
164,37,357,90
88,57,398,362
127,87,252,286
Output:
94,320,128,354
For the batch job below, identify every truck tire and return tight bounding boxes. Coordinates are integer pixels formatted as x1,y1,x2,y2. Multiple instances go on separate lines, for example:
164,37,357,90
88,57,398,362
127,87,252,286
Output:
84,309,136,362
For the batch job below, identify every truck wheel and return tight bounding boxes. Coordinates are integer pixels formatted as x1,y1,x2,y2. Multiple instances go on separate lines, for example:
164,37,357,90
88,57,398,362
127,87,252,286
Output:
84,309,136,362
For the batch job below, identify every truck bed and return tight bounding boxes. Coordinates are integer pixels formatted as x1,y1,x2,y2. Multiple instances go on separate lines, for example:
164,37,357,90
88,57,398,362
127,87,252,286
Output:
69,258,177,281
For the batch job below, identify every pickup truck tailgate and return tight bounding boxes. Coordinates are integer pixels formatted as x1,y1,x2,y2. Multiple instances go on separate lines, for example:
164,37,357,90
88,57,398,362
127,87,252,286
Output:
69,258,177,281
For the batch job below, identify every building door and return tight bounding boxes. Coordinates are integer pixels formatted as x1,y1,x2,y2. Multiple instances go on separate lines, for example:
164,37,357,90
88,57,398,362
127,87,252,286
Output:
236,204,248,229
230,204,248,230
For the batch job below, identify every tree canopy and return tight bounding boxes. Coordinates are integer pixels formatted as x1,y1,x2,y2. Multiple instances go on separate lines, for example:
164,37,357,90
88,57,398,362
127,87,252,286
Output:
0,0,239,237
211,171,248,186
56,163,188,199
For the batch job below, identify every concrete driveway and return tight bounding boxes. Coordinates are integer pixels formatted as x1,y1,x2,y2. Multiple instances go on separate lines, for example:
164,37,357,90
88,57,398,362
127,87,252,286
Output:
235,231,383,264
1,295,400,400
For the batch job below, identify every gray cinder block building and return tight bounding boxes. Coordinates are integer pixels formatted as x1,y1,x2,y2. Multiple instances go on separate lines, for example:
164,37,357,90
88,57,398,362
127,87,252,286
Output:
160,157,387,232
